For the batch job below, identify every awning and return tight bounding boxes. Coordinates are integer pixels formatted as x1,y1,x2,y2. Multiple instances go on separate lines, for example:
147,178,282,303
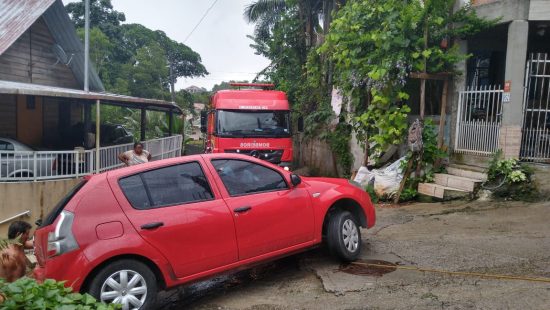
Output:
0,80,182,114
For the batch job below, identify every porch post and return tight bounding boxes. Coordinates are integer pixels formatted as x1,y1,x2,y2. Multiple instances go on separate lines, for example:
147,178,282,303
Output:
95,99,100,173
500,20,529,159
168,111,173,136
83,102,92,148
140,108,146,141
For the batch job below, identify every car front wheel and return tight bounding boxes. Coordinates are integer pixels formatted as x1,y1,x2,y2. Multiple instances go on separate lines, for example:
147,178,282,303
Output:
327,211,362,261
88,259,157,310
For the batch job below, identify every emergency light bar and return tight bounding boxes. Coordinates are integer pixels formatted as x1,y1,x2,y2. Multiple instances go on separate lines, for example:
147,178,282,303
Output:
230,83,275,90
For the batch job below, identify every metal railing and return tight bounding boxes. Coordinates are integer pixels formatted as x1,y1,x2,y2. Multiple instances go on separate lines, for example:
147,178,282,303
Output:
454,85,503,156
0,135,183,182
521,53,550,163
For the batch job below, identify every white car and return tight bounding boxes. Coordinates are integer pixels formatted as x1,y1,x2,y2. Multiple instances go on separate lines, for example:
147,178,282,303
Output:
0,138,55,180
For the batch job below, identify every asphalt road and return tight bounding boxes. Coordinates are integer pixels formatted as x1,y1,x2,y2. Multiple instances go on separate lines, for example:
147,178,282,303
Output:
158,200,550,310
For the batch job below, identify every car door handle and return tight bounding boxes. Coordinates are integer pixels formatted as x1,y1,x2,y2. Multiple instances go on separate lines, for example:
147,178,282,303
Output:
234,206,252,213
141,222,164,230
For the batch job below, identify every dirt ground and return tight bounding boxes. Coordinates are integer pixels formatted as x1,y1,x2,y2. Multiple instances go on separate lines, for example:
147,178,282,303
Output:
159,200,550,310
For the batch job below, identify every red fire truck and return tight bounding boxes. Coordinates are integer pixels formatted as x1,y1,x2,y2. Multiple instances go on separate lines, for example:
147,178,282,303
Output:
201,83,301,168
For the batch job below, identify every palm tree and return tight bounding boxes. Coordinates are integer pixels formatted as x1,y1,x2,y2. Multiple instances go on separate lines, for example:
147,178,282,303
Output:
244,0,345,47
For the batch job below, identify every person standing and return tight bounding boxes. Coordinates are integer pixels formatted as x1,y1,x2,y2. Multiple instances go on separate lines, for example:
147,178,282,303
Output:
118,142,152,166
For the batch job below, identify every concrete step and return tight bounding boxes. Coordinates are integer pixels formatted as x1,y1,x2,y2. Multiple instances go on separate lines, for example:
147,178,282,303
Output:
434,173,483,192
447,166,488,182
418,183,470,200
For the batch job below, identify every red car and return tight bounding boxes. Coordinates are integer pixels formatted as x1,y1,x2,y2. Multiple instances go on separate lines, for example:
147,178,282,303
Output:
33,153,375,310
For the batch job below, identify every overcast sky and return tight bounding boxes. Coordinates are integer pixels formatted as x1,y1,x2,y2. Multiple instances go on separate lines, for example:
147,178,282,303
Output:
63,0,270,91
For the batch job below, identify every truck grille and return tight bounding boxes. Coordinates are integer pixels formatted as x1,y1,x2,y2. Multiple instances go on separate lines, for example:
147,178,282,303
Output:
224,149,283,164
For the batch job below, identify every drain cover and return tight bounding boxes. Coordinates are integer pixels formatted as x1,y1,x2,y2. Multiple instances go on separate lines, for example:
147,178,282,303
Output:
339,259,397,277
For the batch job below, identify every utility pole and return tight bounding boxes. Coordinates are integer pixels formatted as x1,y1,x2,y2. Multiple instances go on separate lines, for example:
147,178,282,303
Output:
84,0,90,92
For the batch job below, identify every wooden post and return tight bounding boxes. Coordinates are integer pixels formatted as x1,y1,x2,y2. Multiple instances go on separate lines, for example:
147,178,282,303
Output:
140,108,146,141
438,79,449,148
95,99,100,173
168,111,173,136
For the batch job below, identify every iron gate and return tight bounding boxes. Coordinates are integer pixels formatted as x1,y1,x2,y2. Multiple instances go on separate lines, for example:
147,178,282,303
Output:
454,85,503,155
521,53,550,162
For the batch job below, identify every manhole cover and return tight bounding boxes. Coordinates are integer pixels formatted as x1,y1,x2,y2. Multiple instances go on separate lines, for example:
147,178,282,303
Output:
339,259,397,277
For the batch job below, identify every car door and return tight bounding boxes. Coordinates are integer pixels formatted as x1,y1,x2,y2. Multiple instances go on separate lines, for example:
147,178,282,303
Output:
208,158,314,260
112,160,238,278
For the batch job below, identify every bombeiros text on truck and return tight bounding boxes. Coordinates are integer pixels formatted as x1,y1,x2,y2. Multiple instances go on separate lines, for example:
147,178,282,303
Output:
201,83,303,168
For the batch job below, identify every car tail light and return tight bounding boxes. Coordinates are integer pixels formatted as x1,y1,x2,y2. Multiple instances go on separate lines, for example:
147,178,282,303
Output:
47,211,79,258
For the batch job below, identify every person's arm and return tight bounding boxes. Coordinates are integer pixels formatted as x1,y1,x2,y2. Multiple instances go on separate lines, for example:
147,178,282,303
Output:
118,152,130,166
147,151,152,161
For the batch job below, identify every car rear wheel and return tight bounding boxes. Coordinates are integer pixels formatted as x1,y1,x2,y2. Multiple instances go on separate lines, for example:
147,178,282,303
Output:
327,211,362,261
88,259,157,310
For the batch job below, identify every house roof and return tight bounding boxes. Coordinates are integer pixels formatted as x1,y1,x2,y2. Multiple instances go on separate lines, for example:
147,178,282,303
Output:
0,0,104,91
0,80,182,114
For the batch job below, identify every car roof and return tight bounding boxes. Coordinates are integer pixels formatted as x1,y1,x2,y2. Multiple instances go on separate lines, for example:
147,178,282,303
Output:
0,137,33,151
105,153,284,180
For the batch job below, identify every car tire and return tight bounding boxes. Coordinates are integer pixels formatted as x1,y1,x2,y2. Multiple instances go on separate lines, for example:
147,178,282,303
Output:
326,211,362,261
88,259,157,310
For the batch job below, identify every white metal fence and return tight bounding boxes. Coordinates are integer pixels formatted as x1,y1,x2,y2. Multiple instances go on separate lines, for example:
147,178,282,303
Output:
0,135,183,182
521,53,550,163
454,85,503,155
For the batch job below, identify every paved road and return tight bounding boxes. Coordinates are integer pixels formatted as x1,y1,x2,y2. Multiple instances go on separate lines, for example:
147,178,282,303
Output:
159,200,550,309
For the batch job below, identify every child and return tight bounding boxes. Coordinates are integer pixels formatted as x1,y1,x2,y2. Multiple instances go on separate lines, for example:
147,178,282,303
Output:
0,221,33,282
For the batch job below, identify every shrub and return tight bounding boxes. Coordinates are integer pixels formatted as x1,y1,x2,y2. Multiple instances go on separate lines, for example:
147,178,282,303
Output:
486,151,537,201
0,277,120,310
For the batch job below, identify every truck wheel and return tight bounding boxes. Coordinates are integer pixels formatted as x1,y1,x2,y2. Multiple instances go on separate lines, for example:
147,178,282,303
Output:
88,259,157,310
327,211,362,261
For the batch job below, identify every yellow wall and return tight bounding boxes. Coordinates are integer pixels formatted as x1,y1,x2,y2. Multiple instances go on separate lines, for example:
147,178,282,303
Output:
0,179,81,237
17,95,43,146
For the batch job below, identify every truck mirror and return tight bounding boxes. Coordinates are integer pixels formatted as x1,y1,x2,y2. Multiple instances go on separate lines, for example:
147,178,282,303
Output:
297,116,304,132
200,111,207,133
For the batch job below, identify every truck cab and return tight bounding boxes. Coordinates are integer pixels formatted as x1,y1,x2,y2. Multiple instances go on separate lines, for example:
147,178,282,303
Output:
201,83,298,168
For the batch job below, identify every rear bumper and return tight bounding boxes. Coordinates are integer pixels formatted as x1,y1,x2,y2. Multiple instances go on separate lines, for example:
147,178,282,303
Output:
33,250,91,291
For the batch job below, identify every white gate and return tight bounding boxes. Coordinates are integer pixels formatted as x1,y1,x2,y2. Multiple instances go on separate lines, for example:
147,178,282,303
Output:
521,53,550,162
454,85,503,155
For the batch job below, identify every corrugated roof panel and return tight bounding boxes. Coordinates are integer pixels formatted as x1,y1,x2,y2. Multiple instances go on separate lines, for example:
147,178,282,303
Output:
0,80,181,113
42,0,104,91
0,0,56,55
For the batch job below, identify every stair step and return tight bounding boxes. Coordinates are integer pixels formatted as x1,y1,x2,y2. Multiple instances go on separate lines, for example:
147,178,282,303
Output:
418,183,470,200
434,173,483,192
447,166,488,182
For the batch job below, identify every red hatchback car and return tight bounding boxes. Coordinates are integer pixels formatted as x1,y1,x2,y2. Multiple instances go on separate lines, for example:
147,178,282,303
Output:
33,153,375,310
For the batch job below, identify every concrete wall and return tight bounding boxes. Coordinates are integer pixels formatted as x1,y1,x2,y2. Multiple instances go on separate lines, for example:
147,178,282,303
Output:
529,0,550,21
0,178,81,237
472,0,530,23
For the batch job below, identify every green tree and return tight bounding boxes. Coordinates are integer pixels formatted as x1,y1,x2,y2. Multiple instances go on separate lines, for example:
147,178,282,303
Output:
323,0,496,154
76,27,112,79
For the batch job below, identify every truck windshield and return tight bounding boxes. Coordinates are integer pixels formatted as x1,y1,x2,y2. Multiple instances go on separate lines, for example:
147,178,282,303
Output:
217,110,291,138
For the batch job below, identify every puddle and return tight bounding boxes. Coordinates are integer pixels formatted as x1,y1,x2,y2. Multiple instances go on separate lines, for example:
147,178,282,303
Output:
339,259,397,277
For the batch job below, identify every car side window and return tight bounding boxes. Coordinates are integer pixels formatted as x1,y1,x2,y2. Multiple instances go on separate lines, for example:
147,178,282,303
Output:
212,159,288,196
0,141,14,151
119,162,214,210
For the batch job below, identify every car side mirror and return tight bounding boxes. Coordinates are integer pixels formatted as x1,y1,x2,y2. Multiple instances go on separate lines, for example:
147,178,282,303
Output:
297,116,304,133
200,111,207,133
290,174,302,187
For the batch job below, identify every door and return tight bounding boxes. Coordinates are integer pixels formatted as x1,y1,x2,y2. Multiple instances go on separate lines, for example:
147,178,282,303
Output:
208,159,314,260
114,160,238,278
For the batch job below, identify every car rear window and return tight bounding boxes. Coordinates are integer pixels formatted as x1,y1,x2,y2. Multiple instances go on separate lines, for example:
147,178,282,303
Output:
41,180,87,227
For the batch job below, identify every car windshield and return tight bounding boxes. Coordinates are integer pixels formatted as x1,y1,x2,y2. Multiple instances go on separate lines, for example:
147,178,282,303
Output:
216,110,290,138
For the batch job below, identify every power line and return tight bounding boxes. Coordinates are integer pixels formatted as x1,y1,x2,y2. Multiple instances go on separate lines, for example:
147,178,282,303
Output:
183,0,219,43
